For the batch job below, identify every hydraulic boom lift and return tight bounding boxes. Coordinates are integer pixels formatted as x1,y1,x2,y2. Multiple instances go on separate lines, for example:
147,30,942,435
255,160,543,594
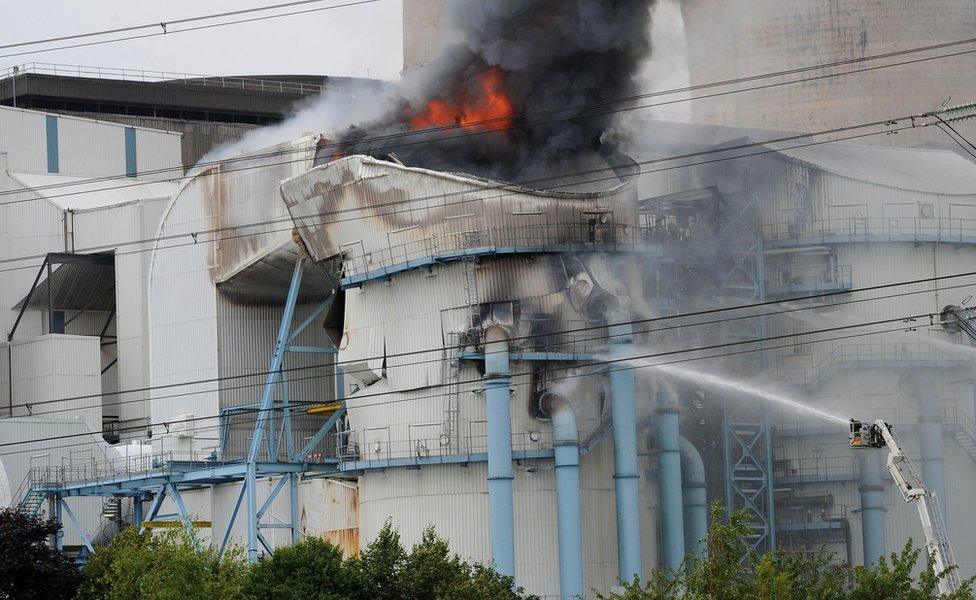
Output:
850,419,961,595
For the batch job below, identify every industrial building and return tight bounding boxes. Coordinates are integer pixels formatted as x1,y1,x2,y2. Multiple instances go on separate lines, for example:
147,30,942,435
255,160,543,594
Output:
3,2,976,599
0,64,382,165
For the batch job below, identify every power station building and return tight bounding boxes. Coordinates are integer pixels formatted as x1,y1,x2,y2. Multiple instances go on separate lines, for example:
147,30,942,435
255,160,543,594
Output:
3,3,976,599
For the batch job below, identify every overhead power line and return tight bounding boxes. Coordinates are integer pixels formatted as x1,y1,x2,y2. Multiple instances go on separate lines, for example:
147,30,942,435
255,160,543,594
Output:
1,37,975,205
0,314,941,452
0,0,385,59
0,114,922,275
8,265,976,419
13,275,976,426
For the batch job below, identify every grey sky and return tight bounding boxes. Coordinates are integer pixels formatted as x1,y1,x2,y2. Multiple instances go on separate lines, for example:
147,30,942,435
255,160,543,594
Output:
0,0,404,80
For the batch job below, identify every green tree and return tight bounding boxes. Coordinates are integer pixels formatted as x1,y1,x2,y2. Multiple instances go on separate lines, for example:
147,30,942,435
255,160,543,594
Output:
850,541,974,600
245,537,356,600
0,508,80,600
599,502,974,600
75,527,247,600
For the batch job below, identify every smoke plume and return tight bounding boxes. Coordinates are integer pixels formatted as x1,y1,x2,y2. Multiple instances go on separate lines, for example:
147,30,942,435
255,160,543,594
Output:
335,0,655,183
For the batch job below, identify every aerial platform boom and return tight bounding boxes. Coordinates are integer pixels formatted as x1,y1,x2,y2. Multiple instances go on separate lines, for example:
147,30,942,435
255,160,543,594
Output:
850,419,960,595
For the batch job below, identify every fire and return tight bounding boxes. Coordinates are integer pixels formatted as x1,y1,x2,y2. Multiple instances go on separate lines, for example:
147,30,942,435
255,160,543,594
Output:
409,67,515,132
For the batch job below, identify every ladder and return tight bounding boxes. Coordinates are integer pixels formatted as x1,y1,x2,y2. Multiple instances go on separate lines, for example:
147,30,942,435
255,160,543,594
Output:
442,257,481,450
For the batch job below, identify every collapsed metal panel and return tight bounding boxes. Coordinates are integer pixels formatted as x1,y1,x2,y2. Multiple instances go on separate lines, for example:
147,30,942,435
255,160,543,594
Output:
278,154,639,278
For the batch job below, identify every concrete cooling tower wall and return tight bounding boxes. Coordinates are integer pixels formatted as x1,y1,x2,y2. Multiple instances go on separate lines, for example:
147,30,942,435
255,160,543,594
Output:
679,0,976,143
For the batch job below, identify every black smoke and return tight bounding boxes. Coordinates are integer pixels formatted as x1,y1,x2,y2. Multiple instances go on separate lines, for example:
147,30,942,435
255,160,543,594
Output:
330,0,654,184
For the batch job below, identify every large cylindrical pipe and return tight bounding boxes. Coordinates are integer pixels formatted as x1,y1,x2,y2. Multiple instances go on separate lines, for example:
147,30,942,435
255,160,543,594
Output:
679,437,707,558
657,391,685,571
484,326,515,577
858,452,886,567
544,393,584,600
608,322,643,583
919,402,948,518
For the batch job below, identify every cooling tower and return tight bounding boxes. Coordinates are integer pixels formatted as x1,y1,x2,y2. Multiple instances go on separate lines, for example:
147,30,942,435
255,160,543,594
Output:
679,0,976,141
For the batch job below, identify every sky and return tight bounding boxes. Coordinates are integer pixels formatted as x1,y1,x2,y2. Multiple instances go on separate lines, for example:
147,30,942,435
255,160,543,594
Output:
0,0,405,80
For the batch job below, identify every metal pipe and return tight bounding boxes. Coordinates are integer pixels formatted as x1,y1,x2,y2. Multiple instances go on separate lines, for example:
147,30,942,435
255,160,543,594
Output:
484,325,515,577
657,391,685,571
608,322,642,583
544,393,584,599
919,401,948,519
678,437,707,558
858,452,886,567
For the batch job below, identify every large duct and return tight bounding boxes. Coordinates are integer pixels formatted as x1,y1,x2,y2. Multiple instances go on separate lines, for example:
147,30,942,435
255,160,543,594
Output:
679,437,707,559
542,392,585,600
608,322,643,583
858,452,887,567
656,387,685,572
484,325,516,577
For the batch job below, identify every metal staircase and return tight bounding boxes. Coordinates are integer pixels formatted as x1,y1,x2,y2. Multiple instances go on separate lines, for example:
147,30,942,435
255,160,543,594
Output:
18,488,48,515
943,406,976,464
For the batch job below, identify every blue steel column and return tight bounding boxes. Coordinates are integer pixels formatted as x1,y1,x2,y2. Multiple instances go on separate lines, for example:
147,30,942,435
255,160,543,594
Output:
679,437,707,558
289,473,300,544
919,402,947,518
609,322,642,583
245,256,305,562
132,495,144,529
858,452,886,567
484,326,515,577
548,394,584,599
53,496,63,551
657,395,685,571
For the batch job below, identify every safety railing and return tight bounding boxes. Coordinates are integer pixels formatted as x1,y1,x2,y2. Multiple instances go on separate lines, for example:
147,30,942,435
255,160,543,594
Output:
764,216,976,245
771,341,971,388
334,422,555,467
765,264,852,296
773,455,857,481
0,62,323,95
22,449,237,491
340,223,674,280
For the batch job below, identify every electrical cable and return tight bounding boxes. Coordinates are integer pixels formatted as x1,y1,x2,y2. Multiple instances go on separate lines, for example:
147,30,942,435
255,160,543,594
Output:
0,309,950,448
2,40,975,206
12,273,969,423
0,116,921,275
0,319,941,458
0,0,386,59
10,258,976,418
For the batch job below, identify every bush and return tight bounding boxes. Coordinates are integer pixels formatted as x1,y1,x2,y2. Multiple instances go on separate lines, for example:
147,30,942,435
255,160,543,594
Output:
0,508,80,600
75,527,247,600
245,537,356,600
599,502,975,600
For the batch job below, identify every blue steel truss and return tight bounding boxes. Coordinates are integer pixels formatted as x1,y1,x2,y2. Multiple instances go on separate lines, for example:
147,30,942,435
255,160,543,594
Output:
721,194,776,552
16,251,347,562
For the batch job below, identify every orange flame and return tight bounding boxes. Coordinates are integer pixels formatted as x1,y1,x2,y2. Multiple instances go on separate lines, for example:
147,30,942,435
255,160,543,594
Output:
410,67,515,131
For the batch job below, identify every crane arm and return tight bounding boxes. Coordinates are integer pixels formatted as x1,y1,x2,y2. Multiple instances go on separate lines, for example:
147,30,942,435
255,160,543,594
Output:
850,419,960,595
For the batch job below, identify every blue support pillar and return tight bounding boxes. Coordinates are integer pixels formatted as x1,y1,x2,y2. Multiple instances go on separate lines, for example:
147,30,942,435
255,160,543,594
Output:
289,473,300,545
52,496,63,551
132,495,144,529
858,452,887,567
244,255,304,562
657,397,685,572
246,462,259,561
547,394,584,600
484,326,515,578
679,437,707,558
919,402,947,519
609,323,642,584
